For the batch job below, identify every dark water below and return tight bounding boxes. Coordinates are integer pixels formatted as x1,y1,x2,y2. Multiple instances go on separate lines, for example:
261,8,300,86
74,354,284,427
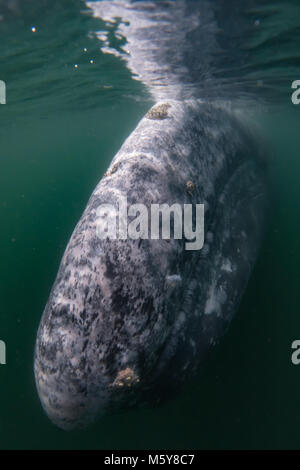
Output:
1,0,300,449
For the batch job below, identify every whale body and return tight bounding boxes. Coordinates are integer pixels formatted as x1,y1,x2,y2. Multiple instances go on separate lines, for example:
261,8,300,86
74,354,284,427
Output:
34,99,267,429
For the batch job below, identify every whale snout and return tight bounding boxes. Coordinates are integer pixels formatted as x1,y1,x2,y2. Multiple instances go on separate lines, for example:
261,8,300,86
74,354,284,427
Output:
34,297,143,429
34,370,94,430
34,301,102,429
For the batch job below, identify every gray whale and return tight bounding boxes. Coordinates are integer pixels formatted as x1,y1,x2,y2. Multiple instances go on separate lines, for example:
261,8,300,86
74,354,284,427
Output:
34,99,267,429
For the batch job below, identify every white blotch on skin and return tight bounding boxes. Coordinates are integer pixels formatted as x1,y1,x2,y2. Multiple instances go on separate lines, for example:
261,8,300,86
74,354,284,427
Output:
204,282,227,316
166,274,182,285
221,259,232,273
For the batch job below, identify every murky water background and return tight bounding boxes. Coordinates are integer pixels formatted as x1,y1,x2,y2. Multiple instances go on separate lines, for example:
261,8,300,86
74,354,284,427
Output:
1,0,300,449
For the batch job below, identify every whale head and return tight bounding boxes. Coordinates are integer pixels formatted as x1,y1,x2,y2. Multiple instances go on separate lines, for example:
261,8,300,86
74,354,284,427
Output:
34,225,173,430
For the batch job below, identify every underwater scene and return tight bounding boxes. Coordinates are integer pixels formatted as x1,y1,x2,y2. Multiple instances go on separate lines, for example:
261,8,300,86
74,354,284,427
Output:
1,0,300,451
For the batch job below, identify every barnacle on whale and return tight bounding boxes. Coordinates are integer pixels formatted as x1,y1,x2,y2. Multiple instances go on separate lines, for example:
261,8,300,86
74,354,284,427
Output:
145,103,171,120
111,368,140,388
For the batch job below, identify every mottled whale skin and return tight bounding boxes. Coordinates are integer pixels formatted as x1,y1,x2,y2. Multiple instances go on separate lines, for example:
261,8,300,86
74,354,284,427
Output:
34,99,267,429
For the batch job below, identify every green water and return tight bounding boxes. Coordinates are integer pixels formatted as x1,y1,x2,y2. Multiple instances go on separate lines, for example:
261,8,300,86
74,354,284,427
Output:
1,0,300,449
